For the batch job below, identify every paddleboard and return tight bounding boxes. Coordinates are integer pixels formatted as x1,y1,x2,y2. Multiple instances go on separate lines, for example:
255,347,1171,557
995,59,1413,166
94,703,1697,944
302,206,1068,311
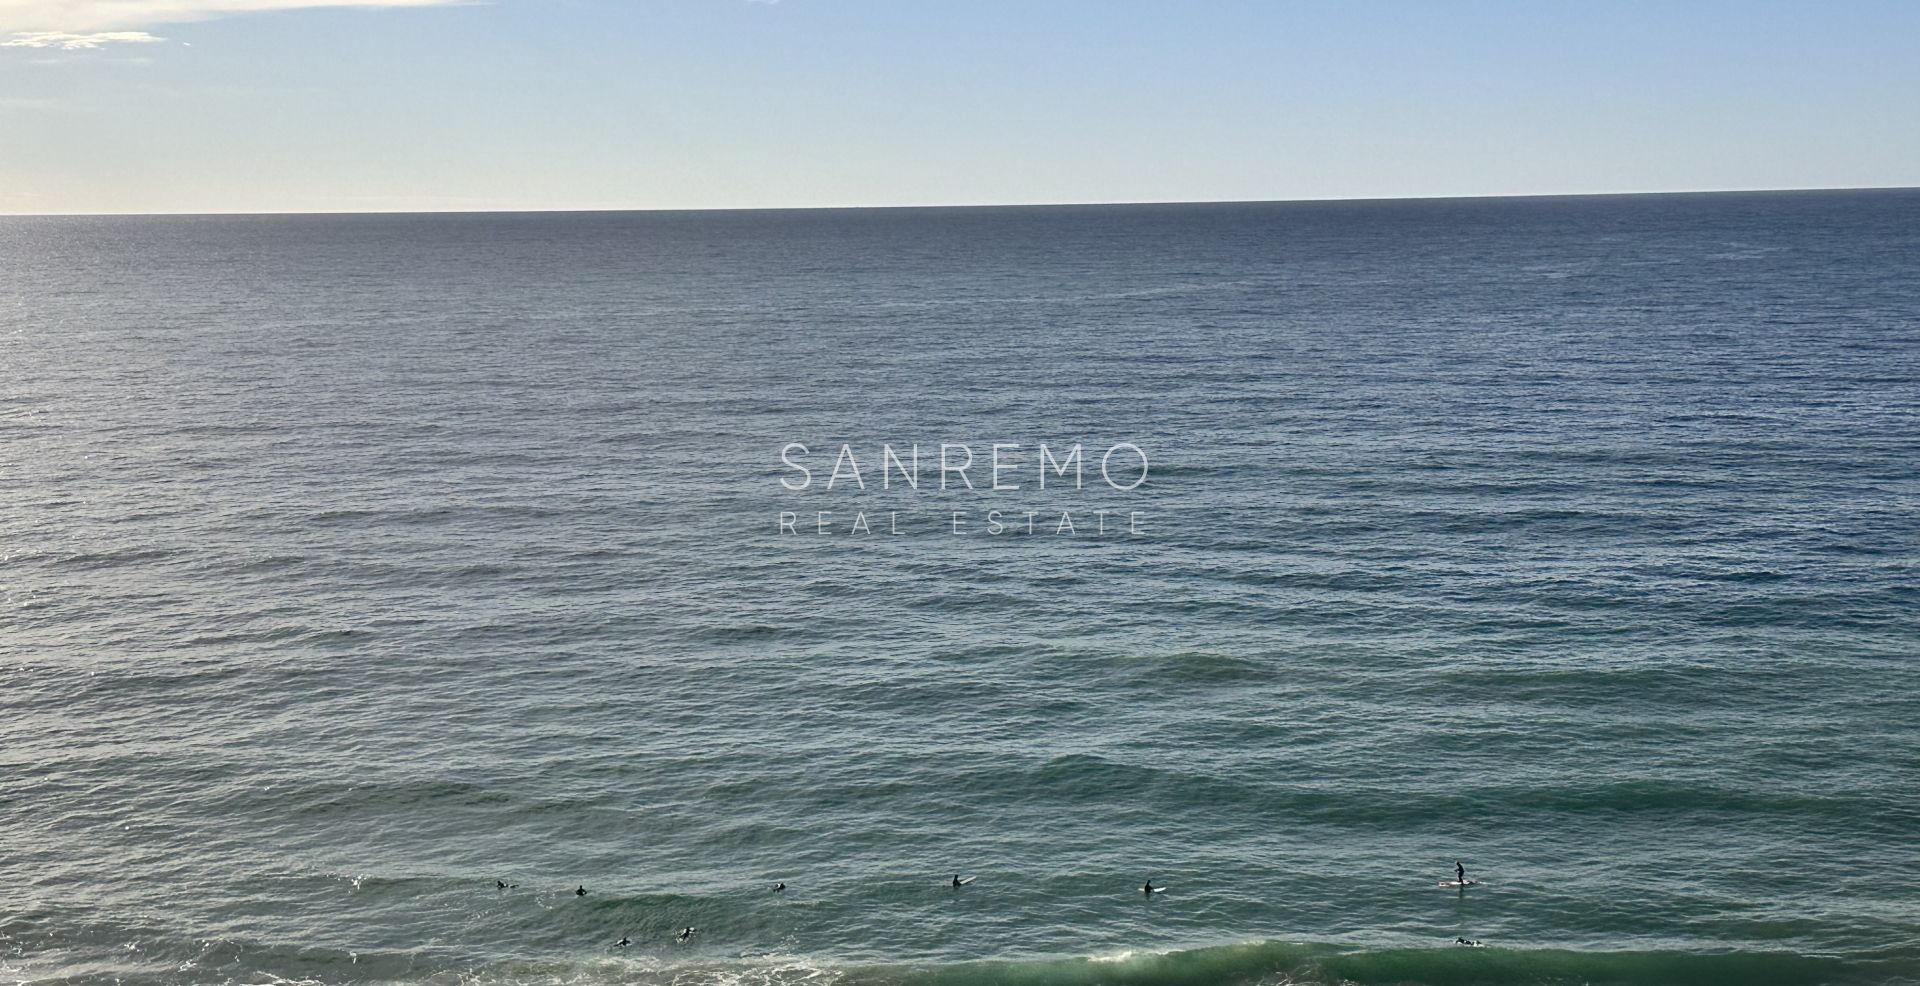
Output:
1436,880,1479,887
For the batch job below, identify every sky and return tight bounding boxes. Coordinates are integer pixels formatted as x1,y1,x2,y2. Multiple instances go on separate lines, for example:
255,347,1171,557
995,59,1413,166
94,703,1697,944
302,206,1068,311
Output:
2,0,1918,214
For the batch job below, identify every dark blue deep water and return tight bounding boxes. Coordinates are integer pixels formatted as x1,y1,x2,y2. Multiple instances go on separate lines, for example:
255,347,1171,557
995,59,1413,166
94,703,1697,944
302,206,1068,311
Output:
2,190,1917,985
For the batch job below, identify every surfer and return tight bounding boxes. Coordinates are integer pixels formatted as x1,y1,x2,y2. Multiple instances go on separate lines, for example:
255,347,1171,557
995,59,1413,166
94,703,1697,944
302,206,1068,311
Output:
951,874,963,888
615,936,631,948
496,880,511,890
1455,861,1467,885
1454,937,1482,947
1141,880,1156,895
575,885,588,897
773,882,786,892
677,927,697,942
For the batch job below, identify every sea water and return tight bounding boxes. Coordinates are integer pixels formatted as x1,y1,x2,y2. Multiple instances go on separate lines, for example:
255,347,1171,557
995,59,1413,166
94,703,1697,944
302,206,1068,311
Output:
1,191,1916,985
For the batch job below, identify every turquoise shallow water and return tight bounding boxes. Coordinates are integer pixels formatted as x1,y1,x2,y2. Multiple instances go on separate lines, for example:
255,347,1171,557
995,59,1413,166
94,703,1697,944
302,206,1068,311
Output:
1,191,1917,985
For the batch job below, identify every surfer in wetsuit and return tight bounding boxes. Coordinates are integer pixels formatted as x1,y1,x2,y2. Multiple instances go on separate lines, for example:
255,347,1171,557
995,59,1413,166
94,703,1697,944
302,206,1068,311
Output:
1142,880,1155,895
773,882,785,892
951,874,963,888
1455,861,1466,885
677,927,697,942
576,885,588,896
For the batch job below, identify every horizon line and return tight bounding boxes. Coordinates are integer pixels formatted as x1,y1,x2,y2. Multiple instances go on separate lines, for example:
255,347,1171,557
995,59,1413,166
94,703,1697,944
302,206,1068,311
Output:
3,183,1916,219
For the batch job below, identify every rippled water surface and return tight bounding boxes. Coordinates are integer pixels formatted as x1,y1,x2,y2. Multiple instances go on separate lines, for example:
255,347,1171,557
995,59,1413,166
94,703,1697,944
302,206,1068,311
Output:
2,192,1917,985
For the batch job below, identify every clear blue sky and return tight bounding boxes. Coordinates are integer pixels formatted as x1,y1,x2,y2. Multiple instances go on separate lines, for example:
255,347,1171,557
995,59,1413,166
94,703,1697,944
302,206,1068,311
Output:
3,0,1917,213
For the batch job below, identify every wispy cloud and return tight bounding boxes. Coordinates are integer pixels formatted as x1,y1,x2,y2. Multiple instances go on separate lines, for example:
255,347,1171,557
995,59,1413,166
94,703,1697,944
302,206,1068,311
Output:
3,30,164,49
0,1,463,35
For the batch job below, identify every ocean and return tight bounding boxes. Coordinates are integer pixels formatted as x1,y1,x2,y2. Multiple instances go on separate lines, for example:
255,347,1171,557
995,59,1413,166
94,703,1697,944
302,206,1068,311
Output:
1,190,1916,985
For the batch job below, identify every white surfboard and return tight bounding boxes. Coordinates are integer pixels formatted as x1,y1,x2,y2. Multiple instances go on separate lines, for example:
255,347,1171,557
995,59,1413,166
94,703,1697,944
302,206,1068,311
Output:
1436,880,1480,887
950,877,976,886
